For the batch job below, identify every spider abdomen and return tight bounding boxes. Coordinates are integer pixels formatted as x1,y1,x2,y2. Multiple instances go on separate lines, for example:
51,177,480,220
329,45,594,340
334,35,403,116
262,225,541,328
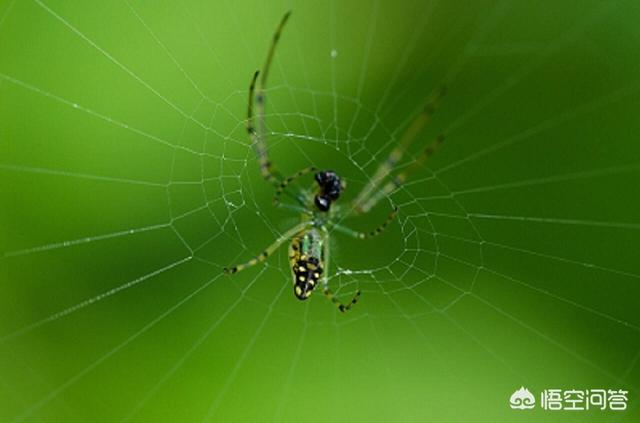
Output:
289,229,324,300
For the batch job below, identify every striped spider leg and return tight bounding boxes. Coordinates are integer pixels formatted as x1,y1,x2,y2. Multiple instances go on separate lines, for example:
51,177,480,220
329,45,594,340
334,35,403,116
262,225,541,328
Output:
319,227,360,312
246,11,291,186
351,87,447,215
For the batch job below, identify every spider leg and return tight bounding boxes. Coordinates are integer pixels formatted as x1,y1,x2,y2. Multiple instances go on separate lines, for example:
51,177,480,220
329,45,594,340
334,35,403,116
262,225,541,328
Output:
274,202,312,216
321,228,361,312
247,11,292,185
331,206,399,239
358,134,445,214
224,221,309,275
260,11,291,92
324,285,361,313
352,86,446,213
246,71,278,183
273,166,317,205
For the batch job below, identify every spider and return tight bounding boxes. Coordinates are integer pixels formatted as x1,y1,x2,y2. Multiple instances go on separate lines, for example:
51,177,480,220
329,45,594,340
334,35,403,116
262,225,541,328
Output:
224,11,446,313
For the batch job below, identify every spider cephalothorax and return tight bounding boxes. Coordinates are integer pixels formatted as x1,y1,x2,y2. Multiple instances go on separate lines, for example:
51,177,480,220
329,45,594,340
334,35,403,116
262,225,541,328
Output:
223,11,446,313
314,170,342,212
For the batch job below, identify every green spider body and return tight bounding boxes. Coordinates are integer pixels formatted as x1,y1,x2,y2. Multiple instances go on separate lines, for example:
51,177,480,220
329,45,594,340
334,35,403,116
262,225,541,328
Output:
289,228,325,300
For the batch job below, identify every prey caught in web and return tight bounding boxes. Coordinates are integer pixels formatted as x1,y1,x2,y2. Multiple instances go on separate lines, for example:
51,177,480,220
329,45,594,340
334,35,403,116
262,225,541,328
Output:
224,11,447,312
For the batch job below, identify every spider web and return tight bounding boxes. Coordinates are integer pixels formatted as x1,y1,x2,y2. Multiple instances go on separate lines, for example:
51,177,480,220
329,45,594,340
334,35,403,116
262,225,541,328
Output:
1,0,639,421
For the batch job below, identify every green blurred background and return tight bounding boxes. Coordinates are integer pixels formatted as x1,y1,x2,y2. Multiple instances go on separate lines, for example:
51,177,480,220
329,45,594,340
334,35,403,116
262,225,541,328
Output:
1,0,639,421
